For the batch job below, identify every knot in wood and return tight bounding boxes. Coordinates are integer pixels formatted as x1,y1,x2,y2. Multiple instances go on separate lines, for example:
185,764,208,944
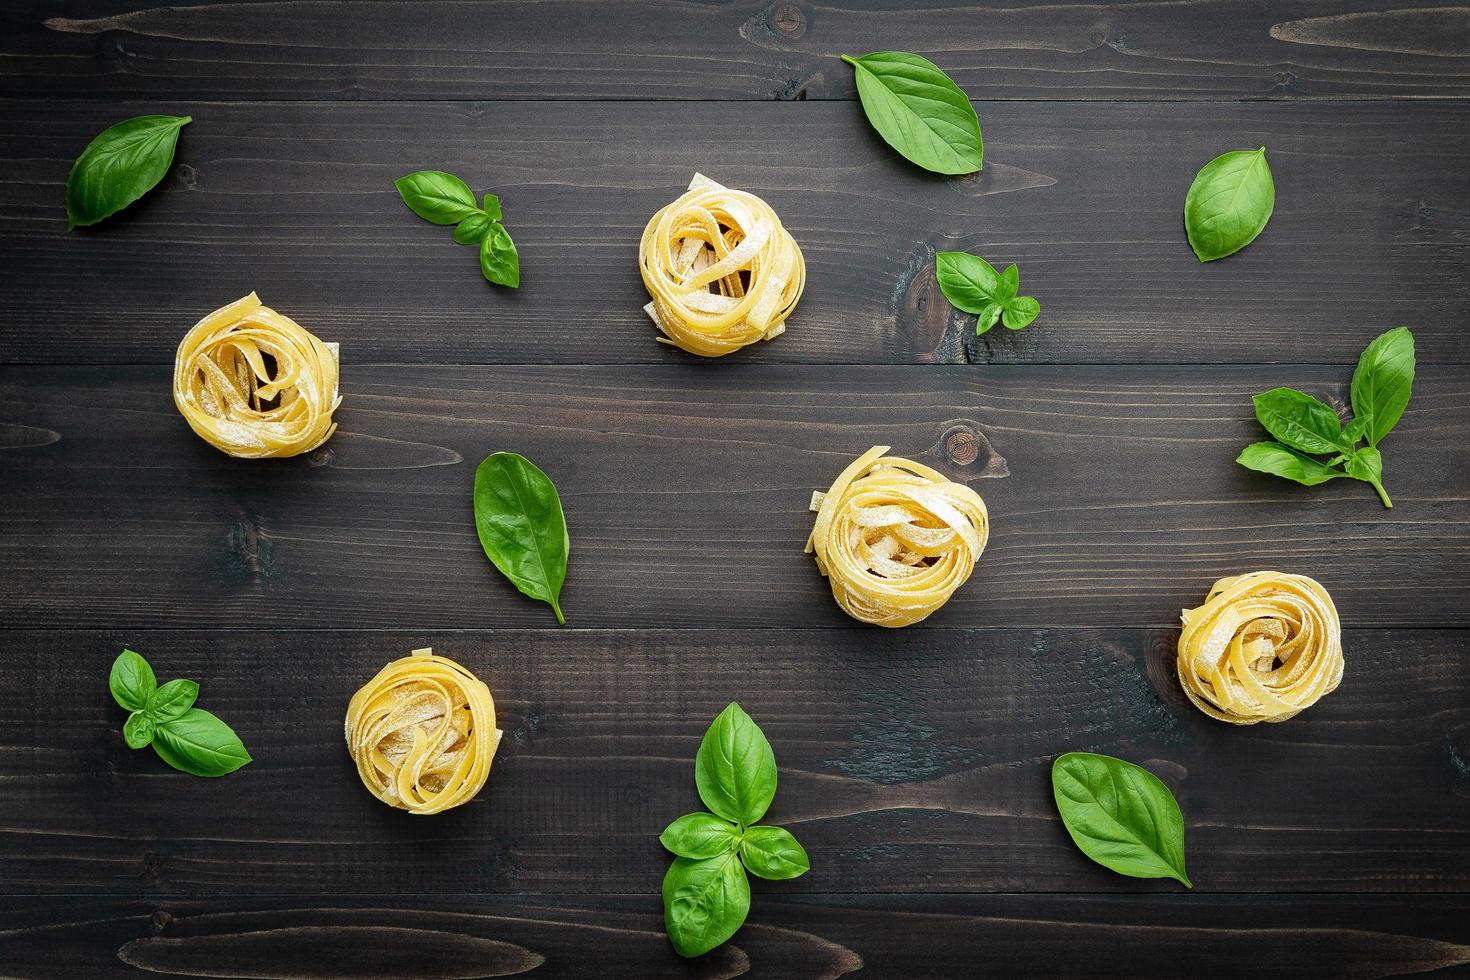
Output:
769,2,807,38
943,425,981,467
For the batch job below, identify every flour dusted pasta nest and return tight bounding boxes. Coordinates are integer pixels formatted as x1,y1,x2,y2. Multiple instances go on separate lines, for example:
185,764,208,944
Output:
173,292,340,458
638,173,805,356
806,446,989,627
1177,571,1343,724
344,648,501,815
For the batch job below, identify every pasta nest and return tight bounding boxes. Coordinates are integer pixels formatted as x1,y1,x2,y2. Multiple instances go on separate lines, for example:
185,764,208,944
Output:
806,446,989,627
344,648,501,815
1177,571,1344,724
173,292,341,458
638,173,805,357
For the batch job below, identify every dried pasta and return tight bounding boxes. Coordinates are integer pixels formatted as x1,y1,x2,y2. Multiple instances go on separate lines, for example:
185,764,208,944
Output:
344,647,501,815
173,292,340,458
638,173,805,357
806,446,989,627
1177,571,1343,724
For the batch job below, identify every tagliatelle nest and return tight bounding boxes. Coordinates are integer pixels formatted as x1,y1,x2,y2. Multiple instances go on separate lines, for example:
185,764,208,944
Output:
344,648,501,815
1177,571,1344,724
806,446,990,627
638,173,805,357
173,292,340,458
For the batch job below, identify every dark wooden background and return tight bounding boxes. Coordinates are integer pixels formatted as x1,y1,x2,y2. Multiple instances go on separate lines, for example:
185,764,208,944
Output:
2,2,1468,977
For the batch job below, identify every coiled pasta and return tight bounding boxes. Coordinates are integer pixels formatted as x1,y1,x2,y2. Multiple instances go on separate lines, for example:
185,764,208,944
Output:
638,173,805,357
806,446,989,627
1177,571,1344,724
344,648,501,815
173,292,340,458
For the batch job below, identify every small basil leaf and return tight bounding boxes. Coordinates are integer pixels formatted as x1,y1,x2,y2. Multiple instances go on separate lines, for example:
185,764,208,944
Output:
1345,446,1392,508
841,51,982,175
1236,442,1345,487
65,114,191,230
997,264,1019,304
473,452,569,623
1002,296,1040,331
1183,147,1274,262
1052,752,1191,887
1252,388,1347,455
976,303,1003,335
482,193,503,222
935,251,1001,314
1341,414,1373,447
152,708,251,777
660,812,740,860
123,711,155,750
394,170,480,225
109,649,157,711
146,678,199,723
695,702,777,825
662,853,750,958
480,221,520,288
452,212,491,245
739,825,810,881
1349,327,1415,446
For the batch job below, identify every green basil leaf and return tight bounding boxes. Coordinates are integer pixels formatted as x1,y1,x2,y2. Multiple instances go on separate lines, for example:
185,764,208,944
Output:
997,264,1019,304
394,170,480,225
452,212,491,245
1236,441,1345,487
1350,327,1415,446
662,853,750,958
1252,387,1347,455
65,115,190,230
695,702,777,825
1342,414,1373,447
1052,752,1191,887
146,678,199,723
976,303,1003,335
934,251,1000,314
152,708,251,778
473,452,569,623
123,711,155,750
841,51,982,175
109,649,157,711
739,825,810,881
660,812,740,860
1002,296,1040,331
1183,147,1274,262
1344,446,1392,508
480,221,520,288
482,193,503,222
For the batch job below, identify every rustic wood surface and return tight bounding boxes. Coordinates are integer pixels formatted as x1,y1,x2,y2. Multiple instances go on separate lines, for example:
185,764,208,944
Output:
1,1,1468,977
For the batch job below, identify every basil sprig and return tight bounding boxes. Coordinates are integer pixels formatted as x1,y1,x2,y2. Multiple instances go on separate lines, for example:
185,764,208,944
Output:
1237,327,1414,508
935,252,1040,334
842,52,981,175
1183,147,1275,262
1052,752,1191,888
661,703,809,958
66,115,191,230
109,650,251,777
472,452,570,623
395,171,519,287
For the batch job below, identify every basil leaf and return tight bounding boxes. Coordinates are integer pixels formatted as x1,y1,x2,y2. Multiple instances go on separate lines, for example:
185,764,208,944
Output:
65,115,190,230
695,702,777,825
1252,388,1347,455
1345,446,1392,508
739,826,810,881
1002,296,1040,331
1350,327,1415,446
662,853,750,958
146,678,199,723
109,649,156,711
394,170,480,225
152,709,251,778
1342,414,1373,447
453,213,491,246
660,812,740,860
841,51,982,175
123,711,155,750
977,303,1003,334
480,221,520,288
997,264,1019,304
1236,441,1345,486
1052,752,1191,887
473,452,569,623
1183,147,1274,262
935,251,1000,314
482,193,503,222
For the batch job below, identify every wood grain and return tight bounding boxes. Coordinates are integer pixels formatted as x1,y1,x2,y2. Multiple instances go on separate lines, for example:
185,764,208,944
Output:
2,100,1468,366
4,0,1470,101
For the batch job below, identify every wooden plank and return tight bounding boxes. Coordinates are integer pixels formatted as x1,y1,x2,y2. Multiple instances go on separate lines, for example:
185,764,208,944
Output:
0,628,1465,896
2,100,1468,366
2,364,1466,630
5,0,1470,102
